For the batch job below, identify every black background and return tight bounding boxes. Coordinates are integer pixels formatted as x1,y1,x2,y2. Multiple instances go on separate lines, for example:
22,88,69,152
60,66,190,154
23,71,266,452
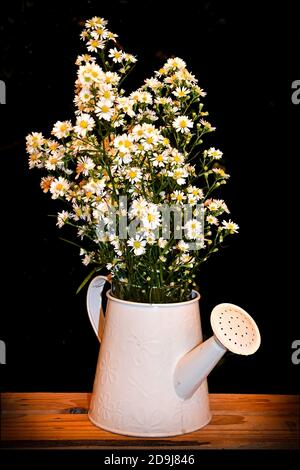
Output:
0,0,299,396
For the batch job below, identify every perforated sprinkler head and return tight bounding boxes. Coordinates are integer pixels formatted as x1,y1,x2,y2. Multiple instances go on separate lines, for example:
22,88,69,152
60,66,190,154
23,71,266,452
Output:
210,303,261,355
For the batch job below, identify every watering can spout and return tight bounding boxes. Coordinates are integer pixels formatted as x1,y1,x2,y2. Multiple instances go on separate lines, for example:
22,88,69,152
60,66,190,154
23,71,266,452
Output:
174,303,261,400
174,336,226,399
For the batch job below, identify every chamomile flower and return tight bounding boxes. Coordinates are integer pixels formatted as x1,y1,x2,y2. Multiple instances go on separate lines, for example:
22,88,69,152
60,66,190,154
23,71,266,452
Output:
28,152,42,169
45,151,64,170
141,204,161,230
74,114,95,137
104,71,120,85
158,238,168,249
79,89,93,103
50,177,70,199
177,240,189,252
144,77,162,90
95,99,114,121
206,215,219,225
57,211,70,228
171,190,186,203
172,87,190,99
151,152,168,167
40,176,55,193
87,38,105,52
184,219,203,239
99,85,115,102
170,149,185,166
222,220,239,234
125,167,142,183
114,134,135,153
108,48,124,63
170,168,189,185
85,17,107,29
76,156,95,177
124,53,137,63
173,115,194,134
26,132,45,152
52,120,72,139
206,199,229,214
127,236,146,255
206,147,223,160
165,57,186,70
129,198,148,219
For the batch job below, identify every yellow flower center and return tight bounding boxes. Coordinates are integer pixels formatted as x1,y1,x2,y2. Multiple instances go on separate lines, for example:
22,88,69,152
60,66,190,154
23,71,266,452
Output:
129,171,137,179
124,139,132,149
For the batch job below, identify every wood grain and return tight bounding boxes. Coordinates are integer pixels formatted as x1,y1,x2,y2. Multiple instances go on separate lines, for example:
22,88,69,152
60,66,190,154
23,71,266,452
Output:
1,393,299,449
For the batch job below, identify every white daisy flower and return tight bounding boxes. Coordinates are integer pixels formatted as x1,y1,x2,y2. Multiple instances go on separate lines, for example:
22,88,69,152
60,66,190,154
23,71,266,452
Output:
170,167,189,185
124,53,137,63
177,240,189,252
26,132,45,152
104,71,120,85
206,199,229,214
125,167,142,183
79,89,93,103
222,220,239,234
50,177,70,199
115,152,132,166
95,99,114,121
57,210,70,228
158,238,168,249
87,38,105,52
173,115,194,134
206,215,219,225
184,219,203,239
114,134,135,153
165,57,186,70
144,77,162,90
206,147,223,160
171,190,186,203
116,97,135,117
170,149,185,166
129,198,148,219
76,156,95,177
172,87,190,98
108,48,125,63
52,120,72,139
45,152,64,170
127,236,146,255
212,168,229,178
151,152,168,167
99,85,115,102
74,114,95,136
141,204,161,230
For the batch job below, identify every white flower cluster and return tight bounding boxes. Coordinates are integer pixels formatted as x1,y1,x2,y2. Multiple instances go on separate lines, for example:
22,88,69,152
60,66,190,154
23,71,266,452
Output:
26,17,238,300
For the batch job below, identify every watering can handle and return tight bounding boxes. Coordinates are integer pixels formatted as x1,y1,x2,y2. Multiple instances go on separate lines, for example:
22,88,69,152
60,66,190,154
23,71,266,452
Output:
86,275,111,342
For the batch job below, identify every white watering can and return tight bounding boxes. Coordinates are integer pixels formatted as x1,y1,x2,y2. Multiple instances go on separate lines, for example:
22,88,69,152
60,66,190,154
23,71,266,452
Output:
87,275,261,437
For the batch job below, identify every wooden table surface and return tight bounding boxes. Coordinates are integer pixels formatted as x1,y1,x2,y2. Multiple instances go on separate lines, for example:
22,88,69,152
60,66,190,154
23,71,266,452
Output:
0,393,299,450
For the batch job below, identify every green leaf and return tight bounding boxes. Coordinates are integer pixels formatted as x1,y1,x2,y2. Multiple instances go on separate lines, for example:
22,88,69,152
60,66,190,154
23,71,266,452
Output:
76,267,98,295
59,237,83,249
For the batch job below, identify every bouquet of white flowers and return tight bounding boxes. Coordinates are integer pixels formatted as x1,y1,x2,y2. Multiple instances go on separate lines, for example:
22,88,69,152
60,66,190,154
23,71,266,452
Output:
26,16,238,303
